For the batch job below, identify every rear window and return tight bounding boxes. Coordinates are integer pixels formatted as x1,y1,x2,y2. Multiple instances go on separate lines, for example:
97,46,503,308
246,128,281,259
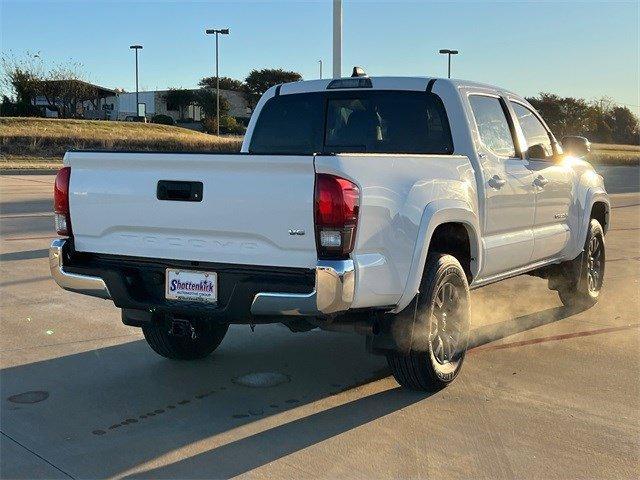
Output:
249,91,453,155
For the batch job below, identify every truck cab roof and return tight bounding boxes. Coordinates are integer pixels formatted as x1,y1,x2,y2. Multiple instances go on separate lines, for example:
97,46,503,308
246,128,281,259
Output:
276,76,520,99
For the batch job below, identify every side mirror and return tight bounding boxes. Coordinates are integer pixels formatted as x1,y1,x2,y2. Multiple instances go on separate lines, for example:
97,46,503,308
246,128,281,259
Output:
562,136,591,157
526,143,549,160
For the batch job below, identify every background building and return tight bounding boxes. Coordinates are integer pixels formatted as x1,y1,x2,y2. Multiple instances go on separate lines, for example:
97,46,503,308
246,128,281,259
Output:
33,81,252,129
33,80,116,119
106,89,251,124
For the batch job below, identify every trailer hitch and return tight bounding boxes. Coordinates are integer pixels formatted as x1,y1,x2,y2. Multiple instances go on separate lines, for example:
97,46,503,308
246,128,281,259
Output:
169,318,197,340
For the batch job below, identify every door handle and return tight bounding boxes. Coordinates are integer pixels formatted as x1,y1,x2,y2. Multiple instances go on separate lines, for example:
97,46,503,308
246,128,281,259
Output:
157,180,203,202
533,175,549,188
488,175,506,189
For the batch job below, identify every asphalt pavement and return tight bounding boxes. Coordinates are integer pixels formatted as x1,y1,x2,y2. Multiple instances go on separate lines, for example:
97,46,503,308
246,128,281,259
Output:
1,166,638,479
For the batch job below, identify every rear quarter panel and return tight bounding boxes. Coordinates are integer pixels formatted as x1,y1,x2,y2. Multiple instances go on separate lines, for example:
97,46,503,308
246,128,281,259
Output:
315,154,477,309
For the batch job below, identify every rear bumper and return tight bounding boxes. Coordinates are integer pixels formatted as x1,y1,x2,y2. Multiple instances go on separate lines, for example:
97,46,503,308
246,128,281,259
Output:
49,238,354,318
49,239,111,299
250,259,354,316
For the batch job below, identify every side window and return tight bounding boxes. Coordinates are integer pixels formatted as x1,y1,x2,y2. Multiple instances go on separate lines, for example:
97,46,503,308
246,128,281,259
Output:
249,93,324,154
468,95,516,158
510,102,554,160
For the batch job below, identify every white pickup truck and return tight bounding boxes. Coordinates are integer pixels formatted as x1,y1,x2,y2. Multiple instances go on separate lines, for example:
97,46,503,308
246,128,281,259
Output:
50,73,609,390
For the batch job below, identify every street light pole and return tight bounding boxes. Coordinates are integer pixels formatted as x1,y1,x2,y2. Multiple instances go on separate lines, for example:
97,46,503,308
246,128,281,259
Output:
319,60,323,79
205,28,230,136
333,0,342,78
438,49,459,78
216,32,219,132
129,45,143,116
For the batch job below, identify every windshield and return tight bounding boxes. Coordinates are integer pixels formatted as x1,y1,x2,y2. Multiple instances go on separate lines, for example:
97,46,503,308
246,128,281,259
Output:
249,90,453,155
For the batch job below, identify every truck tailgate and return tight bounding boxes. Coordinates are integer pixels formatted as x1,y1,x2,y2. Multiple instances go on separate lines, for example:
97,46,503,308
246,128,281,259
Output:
65,151,317,268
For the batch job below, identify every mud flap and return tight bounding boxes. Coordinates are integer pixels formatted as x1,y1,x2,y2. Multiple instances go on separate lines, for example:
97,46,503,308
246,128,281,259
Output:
366,295,420,355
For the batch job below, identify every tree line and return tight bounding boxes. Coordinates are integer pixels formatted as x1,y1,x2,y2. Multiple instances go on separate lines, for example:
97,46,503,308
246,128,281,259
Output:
2,52,637,144
526,93,638,145
0,52,104,118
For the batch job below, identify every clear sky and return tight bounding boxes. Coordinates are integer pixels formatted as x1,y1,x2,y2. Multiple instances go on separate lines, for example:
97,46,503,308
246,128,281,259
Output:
1,0,638,110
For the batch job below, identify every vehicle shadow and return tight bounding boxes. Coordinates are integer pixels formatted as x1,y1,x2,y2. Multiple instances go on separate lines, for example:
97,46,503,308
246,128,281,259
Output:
124,387,429,479
122,304,581,479
1,327,391,479
468,304,587,350
0,198,52,216
0,249,49,262
1,302,581,479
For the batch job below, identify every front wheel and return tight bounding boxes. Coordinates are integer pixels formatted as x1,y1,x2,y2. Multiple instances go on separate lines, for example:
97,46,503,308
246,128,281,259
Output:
386,253,470,391
142,317,228,360
558,219,605,308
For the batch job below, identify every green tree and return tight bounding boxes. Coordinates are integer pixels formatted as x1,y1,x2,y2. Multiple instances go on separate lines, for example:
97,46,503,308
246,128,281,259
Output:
526,93,592,139
198,76,244,92
525,92,639,145
586,99,615,144
163,88,195,120
193,88,230,118
0,51,43,105
2,52,99,118
243,68,302,107
606,106,639,145
36,62,98,118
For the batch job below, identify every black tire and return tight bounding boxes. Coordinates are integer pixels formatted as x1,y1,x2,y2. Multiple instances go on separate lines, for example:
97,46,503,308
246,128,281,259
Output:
386,253,470,391
142,318,229,360
558,219,605,308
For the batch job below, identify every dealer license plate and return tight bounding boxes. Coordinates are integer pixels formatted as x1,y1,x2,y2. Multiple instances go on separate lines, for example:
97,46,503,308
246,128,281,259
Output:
165,269,218,304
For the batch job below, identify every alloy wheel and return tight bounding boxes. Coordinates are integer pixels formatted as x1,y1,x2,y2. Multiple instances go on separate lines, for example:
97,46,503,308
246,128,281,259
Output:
428,280,466,374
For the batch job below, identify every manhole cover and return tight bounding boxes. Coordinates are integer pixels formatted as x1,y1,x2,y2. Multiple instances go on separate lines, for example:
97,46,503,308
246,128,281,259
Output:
8,391,49,404
233,372,290,388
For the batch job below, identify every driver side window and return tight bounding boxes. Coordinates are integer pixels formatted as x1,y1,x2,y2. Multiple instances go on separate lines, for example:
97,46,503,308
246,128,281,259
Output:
511,102,554,160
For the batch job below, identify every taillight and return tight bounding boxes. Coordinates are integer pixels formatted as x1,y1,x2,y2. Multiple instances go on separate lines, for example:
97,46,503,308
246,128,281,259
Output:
314,173,360,259
54,166,71,236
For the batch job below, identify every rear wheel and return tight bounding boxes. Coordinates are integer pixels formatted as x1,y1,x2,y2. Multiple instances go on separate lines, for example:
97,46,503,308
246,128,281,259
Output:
557,219,605,308
142,317,228,360
386,253,470,391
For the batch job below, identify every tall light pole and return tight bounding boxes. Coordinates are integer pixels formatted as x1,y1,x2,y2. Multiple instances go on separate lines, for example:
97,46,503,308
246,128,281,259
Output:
129,45,143,116
438,49,459,78
333,0,342,78
205,28,230,135
318,60,323,79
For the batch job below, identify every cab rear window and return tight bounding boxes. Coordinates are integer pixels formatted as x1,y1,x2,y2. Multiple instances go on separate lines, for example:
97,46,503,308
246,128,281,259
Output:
249,91,453,155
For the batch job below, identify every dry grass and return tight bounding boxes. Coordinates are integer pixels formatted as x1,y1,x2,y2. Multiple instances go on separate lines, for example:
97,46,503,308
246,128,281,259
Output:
0,117,638,170
592,143,640,152
589,143,639,165
0,117,242,170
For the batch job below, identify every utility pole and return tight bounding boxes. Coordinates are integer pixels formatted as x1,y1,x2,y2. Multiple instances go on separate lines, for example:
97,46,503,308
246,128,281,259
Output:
333,0,342,78
319,60,323,79
205,28,230,135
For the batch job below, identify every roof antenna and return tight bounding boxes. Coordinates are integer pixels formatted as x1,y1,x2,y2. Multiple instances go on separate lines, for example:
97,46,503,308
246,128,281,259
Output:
351,66,367,78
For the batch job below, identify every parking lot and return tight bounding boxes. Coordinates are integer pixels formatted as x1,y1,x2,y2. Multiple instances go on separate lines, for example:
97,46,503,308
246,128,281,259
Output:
1,167,638,479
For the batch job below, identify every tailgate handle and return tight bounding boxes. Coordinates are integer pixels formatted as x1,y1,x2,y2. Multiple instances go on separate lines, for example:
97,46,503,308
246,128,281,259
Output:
157,180,203,202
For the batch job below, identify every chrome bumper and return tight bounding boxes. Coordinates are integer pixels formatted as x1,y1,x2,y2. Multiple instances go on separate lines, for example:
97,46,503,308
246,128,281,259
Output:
49,239,111,299
251,259,355,316
50,238,353,316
